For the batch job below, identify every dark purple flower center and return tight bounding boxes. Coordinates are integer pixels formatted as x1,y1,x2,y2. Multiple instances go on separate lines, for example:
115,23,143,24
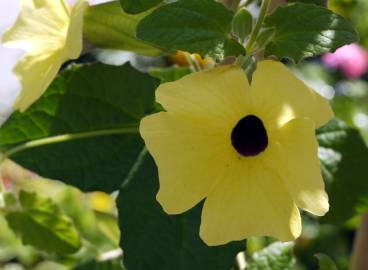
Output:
231,115,268,157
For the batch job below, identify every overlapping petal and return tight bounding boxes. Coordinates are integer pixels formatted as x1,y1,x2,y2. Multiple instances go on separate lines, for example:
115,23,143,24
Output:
140,112,236,214
266,118,329,216
200,160,301,245
251,60,333,128
156,65,252,127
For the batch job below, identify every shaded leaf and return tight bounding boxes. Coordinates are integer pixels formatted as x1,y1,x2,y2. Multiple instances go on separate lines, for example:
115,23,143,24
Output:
317,119,368,224
0,64,158,192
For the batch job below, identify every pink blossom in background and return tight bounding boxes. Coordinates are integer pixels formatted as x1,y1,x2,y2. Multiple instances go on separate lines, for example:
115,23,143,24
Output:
322,43,368,79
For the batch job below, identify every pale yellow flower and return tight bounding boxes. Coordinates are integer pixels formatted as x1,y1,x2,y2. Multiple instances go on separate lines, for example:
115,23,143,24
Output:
2,0,88,112
140,60,333,245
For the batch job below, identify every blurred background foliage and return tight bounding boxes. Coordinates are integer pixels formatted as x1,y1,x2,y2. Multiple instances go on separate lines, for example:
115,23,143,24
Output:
1,0,368,269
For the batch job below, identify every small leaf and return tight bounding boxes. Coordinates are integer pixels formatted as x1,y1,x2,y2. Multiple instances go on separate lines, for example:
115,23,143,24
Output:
317,119,368,224
0,64,159,192
315,254,338,270
6,191,81,254
247,242,295,270
117,151,244,270
232,8,253,42
149,66,191,83
264,3,358,62
136,0,245,61
120,0,163,14
84,1,162,56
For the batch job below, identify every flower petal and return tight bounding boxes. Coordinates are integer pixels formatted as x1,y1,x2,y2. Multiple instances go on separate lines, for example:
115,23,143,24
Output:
267,118,329,216
251,60,333,128
140,112,236,214
156,65,252,126
2,0,69,52
12,52,63,111
64,0,89,59
199,161,301,245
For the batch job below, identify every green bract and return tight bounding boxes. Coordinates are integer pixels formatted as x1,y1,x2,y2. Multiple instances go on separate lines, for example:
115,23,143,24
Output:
84,1,162,56
120,0,163,14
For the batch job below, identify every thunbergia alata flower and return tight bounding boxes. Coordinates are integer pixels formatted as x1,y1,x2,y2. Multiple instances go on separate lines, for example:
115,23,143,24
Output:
140,61,333,245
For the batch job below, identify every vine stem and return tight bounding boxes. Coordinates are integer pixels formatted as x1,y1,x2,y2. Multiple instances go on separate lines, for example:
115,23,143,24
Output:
245,0,271,54
2,127,138,160
350,213,368,270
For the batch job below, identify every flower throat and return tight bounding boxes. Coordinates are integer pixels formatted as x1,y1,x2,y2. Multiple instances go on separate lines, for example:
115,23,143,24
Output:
231,115,268,157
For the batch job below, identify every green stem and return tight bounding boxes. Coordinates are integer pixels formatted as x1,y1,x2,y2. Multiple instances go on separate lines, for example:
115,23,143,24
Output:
245,0,271,54
2,127,138,160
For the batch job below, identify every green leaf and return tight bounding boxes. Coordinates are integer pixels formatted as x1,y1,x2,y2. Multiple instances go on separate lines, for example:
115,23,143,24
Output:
0,64,158,192
232,8,253,42
6,191,81,254
247,242,295,270
149,66,191,83
317,119,368,224
120,0,163,14
315,254,338,270
117,151,244,270
136,0,245,61
264,3,358,62
84,1,162,56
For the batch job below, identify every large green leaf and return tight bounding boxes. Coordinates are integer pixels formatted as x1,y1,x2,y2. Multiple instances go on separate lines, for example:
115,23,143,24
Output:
247,242,295,270
84,1,162,56
0,64,158,192
136,0,245,61
120,0,163,14
264,3,358,62
117,151,244,270
6,191,81,254
317,120,368,224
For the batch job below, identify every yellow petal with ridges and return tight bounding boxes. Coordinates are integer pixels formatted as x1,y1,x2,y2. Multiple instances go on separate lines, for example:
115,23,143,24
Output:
2,0,88,112
2,0,69,52
12,52,63,111
199,160,301,246
267,118,329,216
140,112,237,214
251,60,333,128
64,0,89,59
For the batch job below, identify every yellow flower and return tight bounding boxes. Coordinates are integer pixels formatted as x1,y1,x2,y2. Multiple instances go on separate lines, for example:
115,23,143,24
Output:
140,60,333,246
2,0,88,112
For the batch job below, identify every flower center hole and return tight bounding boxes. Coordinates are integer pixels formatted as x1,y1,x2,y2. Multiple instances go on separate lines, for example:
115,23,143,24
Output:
231,115,268,157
